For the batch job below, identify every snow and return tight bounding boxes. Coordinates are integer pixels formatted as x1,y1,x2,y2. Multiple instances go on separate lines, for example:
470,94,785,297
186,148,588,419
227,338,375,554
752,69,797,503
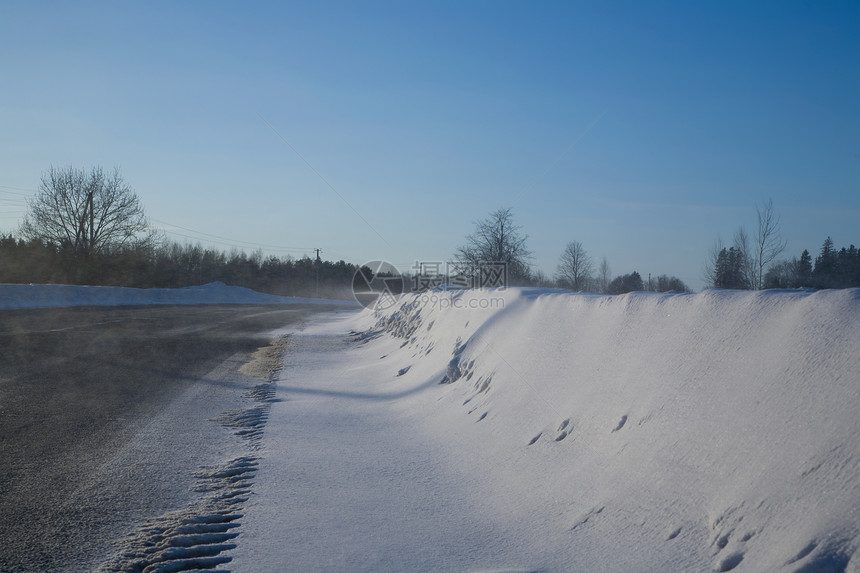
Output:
232,287,860,572
0,282,359,309
6,284,856,571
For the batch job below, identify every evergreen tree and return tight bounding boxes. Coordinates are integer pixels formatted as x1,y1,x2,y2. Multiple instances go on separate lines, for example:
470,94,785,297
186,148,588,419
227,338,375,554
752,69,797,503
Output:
813,237,837,288
834,245,859,288
713,247,750,289
607,271,644,294
796,250,813,287
653,274,689,292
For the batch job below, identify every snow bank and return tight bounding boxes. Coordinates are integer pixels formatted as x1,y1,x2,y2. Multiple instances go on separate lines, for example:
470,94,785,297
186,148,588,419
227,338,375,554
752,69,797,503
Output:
0,282,358,309
334,287,860,571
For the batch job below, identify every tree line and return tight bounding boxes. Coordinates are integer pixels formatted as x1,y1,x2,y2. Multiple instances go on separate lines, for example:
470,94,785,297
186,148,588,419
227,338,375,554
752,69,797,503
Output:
706,237,860,290
703,200,859,290
454,203,858,294
1,165,357,298
759,238,858,290
451,208,690,294
0,236,359,299
5,165,857,296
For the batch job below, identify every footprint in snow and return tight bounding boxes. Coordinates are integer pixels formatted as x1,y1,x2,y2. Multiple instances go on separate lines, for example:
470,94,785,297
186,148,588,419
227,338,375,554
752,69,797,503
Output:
715,552,744,572
785,541,816,564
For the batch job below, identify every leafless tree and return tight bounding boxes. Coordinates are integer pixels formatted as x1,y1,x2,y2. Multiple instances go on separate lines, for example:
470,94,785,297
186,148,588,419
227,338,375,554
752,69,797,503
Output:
556,240,594,291
597,256,611,293
453,207,532,284
653,274,690,292
530,268,555,288
733,226,756,289
753,199,786,290
20,166,153,256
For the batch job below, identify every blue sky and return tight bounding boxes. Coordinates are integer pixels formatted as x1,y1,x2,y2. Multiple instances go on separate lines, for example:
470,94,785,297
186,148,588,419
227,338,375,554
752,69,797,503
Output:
1,1,857,290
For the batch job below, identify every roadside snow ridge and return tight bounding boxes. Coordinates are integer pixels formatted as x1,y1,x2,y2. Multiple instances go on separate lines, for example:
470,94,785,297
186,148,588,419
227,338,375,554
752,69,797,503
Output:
361,287,860,572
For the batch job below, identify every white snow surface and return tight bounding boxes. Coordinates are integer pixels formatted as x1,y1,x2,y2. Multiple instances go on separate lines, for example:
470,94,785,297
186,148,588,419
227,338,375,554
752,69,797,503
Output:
233,287,860,573
0,282,358,308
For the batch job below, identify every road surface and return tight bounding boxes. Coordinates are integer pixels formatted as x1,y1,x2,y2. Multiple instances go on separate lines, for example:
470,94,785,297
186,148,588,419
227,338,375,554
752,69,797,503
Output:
0,304,348,572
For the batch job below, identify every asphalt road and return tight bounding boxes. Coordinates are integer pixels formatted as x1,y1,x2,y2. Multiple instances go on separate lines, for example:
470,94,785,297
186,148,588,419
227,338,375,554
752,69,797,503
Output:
0,304,346,572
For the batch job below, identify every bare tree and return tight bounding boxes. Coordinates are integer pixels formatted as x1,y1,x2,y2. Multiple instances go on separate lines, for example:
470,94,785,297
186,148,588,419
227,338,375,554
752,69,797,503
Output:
21,166,153,256
556,241,593,291
733,226,756,289
653,274,690,292
753,199,786,290
597,256,611,293
453,207,532,285
763,258,798,289
530,268,555,288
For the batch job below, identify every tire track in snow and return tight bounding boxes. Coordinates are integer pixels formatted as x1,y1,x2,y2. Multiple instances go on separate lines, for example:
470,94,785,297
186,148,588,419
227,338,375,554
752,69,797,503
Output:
97,345,283,572
97,456,256,573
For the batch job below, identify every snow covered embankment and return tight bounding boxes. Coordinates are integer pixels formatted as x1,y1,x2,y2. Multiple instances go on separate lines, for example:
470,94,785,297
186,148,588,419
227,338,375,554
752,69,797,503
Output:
366,288,860,572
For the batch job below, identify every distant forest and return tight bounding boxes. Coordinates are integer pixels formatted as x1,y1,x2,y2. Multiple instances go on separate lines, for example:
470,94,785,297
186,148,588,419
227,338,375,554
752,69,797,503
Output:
0,237,358,300
2,234,858,301
711,236,860,291
769,238,860,289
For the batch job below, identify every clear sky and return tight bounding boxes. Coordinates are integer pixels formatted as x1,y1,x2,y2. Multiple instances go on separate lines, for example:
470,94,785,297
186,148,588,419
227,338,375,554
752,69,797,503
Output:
1,1,858,290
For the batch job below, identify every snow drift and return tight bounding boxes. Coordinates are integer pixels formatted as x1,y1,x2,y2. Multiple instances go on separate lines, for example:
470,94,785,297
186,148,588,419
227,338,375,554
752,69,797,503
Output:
0,282,358,309
332,287,860,571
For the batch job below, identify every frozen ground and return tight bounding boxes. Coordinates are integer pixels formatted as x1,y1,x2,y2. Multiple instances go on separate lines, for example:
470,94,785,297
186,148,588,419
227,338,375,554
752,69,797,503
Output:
231,287,859,572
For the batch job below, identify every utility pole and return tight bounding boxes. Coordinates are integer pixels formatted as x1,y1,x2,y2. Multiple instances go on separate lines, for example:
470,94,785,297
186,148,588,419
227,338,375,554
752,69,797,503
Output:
314,248,322,298
88,190,94,254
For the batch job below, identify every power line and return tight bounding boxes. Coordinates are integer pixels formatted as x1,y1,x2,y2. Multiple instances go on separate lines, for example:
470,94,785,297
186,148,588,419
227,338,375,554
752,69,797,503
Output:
0,187,34,197
158,229,314,254
150,218,314,253
152,217,310,249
